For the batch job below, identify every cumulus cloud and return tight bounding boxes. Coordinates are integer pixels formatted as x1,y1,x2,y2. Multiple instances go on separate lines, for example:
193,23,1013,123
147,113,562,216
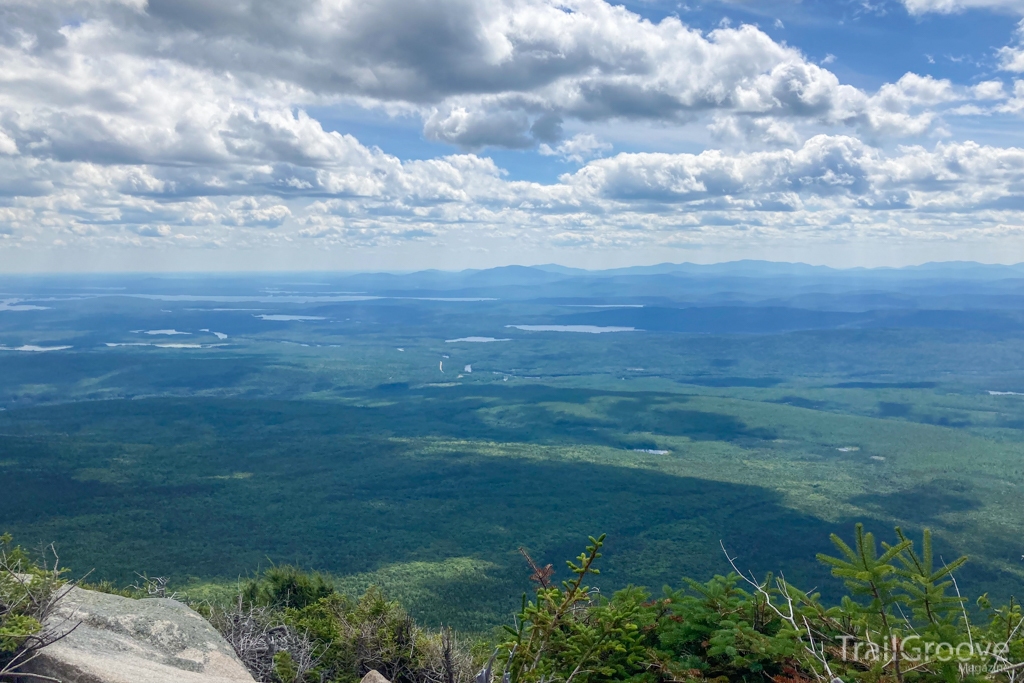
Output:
0,131,17,155
408,15,962,147
0,0,1021,259
999,20,1024,72
567,136,873,203
4,128,1024,253
564,136,1024,210
539,134,612,162
973,80,1008,98
708,115,803,147
0,0,980,154
132,224,173,238
998,79,1024,112
227,198,292,228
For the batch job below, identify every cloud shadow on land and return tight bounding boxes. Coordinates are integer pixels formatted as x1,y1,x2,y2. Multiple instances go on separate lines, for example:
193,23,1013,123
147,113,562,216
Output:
0,398,1010,630
364,383,778,447
5,441,860,626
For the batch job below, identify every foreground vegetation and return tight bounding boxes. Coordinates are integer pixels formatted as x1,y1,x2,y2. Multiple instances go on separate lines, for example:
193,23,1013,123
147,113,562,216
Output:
9,525,1016,683
500,529,1024,683
0,535,74,679
220,526,1024,683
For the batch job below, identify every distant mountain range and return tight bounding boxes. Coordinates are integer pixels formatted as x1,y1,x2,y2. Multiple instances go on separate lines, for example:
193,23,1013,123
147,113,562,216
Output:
5,262,1024,333
302,261,1024,313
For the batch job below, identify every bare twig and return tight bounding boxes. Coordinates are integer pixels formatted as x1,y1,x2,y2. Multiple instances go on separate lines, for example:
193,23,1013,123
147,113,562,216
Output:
941,557,973,651
721,541,837,683
0,541,82,679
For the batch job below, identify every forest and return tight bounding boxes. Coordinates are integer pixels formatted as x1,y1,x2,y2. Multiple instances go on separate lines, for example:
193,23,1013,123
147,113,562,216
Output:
1,263,1023,634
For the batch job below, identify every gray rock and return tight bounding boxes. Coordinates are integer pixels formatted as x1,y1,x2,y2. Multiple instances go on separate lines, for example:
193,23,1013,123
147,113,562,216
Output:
360,671,393,683
19,585,254,683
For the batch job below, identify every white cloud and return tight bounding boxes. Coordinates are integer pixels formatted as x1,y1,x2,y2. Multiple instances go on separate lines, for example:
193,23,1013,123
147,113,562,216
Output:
412,18,959,146
564,136,1024,210
3,131,1024,255
0,0,974,154
998,79,1024,112
972,80,1008,99
227,198,292,228
708,115,803,147
1002,47,1024,72
0,131,17,155
132,225,173,238
901,0,1024,13
539,134,612,162
0,0,1020,262
999,20,1024,72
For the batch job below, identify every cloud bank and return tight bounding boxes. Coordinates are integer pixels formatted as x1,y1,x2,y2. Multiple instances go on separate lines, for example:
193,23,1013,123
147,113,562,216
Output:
0,0,1023,266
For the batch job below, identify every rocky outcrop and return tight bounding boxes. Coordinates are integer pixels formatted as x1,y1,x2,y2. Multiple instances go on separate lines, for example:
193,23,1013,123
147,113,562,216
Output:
18,585,254,683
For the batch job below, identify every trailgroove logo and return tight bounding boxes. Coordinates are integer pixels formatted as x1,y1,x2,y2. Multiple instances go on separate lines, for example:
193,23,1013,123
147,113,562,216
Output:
838,636,1010,664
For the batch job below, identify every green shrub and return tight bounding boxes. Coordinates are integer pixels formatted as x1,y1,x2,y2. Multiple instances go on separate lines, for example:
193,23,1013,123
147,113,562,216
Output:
243,564,338,610
183,525,1024,683
0,614,42,655
498,527,1024,683
0,533,73,678
216,566,474,683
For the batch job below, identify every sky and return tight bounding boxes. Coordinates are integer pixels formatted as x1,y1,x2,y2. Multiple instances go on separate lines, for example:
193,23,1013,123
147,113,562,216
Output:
2,0,1024,272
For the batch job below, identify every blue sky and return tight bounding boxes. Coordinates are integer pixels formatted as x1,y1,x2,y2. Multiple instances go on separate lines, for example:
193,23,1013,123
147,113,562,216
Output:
1,0,1024,271
634,2,1013,86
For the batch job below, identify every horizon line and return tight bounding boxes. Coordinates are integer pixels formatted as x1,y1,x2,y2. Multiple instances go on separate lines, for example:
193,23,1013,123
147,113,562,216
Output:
2,258,1024,278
